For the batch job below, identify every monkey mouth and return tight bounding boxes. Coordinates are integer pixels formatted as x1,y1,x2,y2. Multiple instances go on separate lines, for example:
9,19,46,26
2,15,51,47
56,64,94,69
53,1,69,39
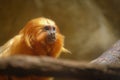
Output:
47,34,56,43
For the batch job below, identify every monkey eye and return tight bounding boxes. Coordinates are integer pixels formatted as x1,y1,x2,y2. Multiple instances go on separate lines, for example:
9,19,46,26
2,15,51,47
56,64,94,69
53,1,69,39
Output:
44,26,50,30
53,27,55,30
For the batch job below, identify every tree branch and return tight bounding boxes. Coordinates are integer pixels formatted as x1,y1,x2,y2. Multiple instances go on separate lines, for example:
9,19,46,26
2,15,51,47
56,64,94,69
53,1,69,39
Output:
0,56,120,80
91,40,120,66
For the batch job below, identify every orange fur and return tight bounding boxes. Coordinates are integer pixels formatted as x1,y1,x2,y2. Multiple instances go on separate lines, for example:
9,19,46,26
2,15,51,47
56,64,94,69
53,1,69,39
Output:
0,17,69,80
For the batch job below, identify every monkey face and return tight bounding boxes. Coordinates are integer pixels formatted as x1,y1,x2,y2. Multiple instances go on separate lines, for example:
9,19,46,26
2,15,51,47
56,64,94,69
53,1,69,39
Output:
43,25,56,43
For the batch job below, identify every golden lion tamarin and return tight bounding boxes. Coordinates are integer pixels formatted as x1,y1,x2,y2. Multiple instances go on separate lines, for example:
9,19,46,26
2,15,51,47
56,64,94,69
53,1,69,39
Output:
0,17,70,80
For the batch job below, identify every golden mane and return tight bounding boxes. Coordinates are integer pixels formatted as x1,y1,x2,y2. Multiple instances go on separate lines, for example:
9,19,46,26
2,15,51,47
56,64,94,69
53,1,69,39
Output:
19,17,58,48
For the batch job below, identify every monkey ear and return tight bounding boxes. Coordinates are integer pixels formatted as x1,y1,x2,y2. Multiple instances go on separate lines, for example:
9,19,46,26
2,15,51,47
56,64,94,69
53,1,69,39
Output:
19,21,34,48
24,34,32,48
62,47,72,54
20,28,32,48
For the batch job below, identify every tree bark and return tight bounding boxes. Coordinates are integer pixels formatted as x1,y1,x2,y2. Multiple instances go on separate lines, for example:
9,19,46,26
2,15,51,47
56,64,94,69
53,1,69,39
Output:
91,40,120,66
0,56,120,80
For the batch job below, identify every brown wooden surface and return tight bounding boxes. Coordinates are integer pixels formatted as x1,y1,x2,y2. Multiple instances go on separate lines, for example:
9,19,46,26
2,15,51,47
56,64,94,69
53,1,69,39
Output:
0,56,120,80
91,40,120,66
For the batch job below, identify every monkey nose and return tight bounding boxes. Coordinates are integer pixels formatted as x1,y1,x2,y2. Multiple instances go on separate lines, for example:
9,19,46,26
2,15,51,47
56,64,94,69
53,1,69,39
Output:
50,32,56,40
47,31,56,42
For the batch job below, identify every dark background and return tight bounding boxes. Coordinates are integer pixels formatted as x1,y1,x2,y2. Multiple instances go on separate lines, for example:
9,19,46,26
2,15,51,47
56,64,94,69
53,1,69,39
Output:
0,0,120,61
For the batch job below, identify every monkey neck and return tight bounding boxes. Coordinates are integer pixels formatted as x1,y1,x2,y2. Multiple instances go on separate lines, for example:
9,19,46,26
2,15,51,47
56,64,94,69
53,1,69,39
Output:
30,39,55,56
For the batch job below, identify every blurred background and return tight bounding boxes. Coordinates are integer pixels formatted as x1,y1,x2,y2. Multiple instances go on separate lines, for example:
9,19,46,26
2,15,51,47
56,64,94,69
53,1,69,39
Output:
0,0,120,61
